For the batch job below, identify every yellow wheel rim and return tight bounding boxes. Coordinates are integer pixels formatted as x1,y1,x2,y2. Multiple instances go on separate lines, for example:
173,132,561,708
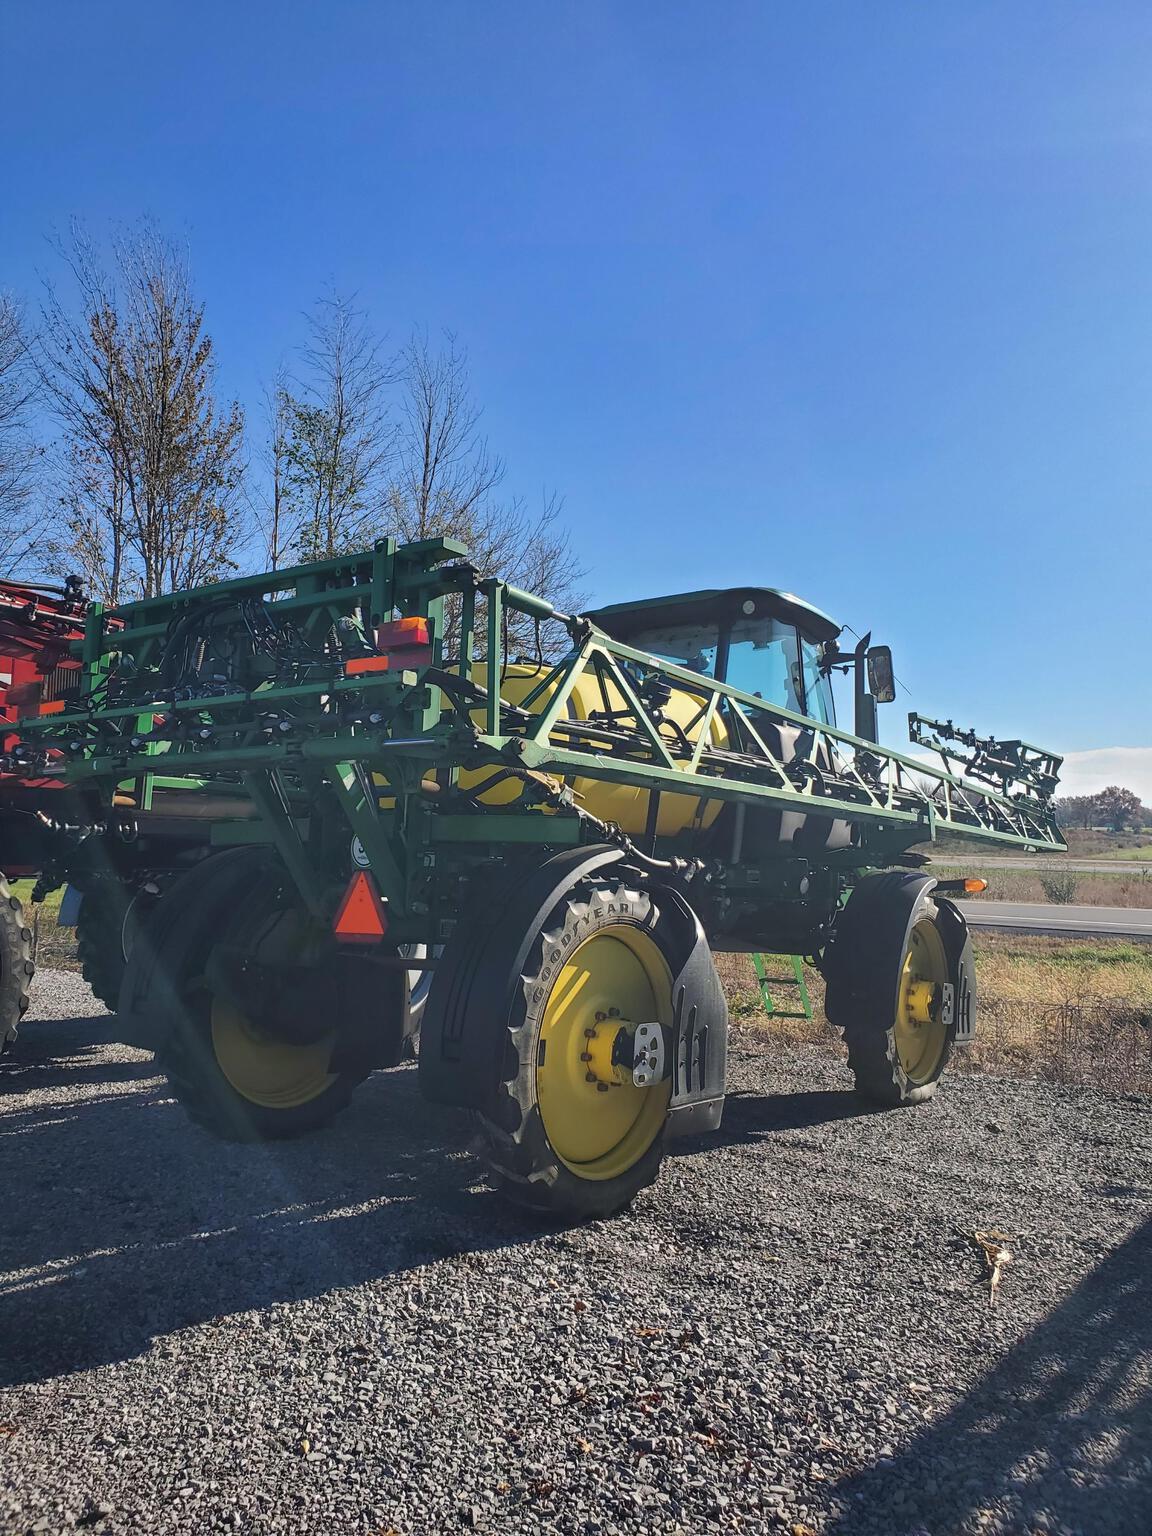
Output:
211,1002,337,1109
208,908,337,1110
537,927,672,1181
894,917,950,1084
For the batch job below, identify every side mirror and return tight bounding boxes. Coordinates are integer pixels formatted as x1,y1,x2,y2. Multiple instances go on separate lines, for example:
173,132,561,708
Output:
867,645,896,704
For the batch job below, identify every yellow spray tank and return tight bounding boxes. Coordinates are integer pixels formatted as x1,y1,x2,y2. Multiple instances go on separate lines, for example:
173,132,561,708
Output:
465,661,728,836
378,586,841,842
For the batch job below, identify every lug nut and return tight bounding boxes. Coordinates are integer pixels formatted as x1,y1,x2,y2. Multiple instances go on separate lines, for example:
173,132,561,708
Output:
585,1072,597,1083
580,1051,592,1062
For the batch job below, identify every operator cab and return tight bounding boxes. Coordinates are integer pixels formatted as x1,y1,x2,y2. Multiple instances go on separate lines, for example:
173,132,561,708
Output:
584,587,841,726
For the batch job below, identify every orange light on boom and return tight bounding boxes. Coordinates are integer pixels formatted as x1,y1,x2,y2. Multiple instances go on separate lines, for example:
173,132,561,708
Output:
962,878,988,894
375,616,429,648
345,655,391,677
333,870,388,943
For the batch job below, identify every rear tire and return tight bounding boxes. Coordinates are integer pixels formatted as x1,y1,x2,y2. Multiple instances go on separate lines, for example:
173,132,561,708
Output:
842,907,955,1105
121,849,361,1141
824,873,970,1108
0,874,34,1058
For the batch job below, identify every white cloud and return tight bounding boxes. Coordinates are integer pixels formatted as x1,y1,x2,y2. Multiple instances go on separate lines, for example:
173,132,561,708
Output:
905,745,1152,804
1058,747,1152,803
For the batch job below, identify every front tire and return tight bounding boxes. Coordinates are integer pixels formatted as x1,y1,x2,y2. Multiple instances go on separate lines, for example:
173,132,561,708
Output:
474,876,686,1221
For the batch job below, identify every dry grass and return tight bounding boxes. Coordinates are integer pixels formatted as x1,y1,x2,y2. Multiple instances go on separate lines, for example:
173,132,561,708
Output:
923,827,1152,859
720,934,1152,1093
974,933,1152,1008
959,934,1152,1089
716,951,833,1049
12,882,81,973
934,867,1152,908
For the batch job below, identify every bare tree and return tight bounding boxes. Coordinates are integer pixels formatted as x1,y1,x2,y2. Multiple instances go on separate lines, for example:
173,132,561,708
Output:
385,331,585,652
48,436,127,601
37,222,245,604
278,293,394,562
254,367,295,571
0,293,44,571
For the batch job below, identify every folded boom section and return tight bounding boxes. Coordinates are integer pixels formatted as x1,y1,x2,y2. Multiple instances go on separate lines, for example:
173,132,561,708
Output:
11,538,1064,875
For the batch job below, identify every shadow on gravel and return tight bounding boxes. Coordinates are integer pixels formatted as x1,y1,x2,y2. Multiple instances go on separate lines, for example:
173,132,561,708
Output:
0,1012,157,1098
0,1025,543,1388
825,1214,1152,1535
1,1051,157,1095
714,1086,877,1140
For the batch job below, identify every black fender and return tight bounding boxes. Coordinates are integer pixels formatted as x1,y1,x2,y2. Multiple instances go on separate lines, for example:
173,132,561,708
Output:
419,845,626,1110
419,846,728,1133
822,870,976,1045
117,847,418,1062
117,848,270,1049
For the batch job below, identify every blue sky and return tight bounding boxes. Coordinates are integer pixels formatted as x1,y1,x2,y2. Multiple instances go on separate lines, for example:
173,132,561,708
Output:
2,2,1150,783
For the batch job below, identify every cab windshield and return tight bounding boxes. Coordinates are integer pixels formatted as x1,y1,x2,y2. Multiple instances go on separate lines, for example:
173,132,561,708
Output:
627,616,835,725
723,616,804,714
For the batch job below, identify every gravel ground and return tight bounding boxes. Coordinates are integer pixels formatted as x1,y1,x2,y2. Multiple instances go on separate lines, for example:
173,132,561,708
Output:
1,971,1150,1536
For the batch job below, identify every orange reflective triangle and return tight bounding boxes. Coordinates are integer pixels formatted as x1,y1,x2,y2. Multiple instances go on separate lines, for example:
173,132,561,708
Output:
333,870,388,943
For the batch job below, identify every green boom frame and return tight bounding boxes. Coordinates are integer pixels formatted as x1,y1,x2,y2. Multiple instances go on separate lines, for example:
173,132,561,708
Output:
15,536,1065,952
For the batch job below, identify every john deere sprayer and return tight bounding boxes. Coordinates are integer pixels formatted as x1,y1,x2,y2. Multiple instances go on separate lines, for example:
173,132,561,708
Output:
14,538,1064,1217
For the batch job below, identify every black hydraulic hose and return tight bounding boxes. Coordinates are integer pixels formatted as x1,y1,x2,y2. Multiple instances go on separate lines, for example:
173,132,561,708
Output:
490,760,706,884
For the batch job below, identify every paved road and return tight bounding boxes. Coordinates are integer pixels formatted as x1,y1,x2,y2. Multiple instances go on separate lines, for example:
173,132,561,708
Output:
937,854,1151,874
959,898,1152,942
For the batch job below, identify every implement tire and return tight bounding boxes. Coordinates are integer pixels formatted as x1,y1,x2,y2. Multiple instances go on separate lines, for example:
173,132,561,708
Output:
76,885,135,1012
0,874,34,1058
120,848,360,1141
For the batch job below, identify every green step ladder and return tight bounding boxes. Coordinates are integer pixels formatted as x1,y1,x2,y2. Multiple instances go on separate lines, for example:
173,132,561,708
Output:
752,952,813,1020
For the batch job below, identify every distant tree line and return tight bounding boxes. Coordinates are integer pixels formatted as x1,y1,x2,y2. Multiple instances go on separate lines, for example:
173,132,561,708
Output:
0,220,583,630
1054,787,1149,833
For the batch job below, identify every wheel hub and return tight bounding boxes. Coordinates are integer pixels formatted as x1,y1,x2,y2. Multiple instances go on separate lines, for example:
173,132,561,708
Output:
904,978,938,1026
894,918,951,1084
580,1008,669,1089
582,1008,626,1086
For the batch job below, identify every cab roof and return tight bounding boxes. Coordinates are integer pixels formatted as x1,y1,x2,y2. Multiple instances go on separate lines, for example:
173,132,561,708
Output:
584,587,842,645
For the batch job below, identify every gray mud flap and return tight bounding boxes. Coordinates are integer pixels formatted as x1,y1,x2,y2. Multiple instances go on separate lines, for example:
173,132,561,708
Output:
661,885,729,1140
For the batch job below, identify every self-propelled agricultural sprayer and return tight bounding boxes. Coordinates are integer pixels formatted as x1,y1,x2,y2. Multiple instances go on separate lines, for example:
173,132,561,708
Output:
14,538,1065,1216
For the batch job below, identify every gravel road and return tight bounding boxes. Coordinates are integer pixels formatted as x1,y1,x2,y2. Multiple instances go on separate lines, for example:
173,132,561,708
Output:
2,971,1150,1536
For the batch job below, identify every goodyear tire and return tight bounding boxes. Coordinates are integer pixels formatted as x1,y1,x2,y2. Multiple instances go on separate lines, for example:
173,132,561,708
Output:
0,873,34,1058
472,874,686,1221
824,871,975,1107
120,849,361,1141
